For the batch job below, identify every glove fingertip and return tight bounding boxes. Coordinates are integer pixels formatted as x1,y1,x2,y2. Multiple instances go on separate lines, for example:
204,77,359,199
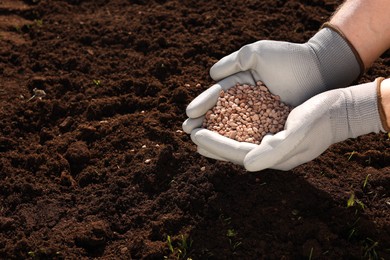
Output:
243,156,265,172
186,84,222,118
182,119,192,134
185,104,197,118
210,54,238,81
210,64,222,81
182,117,205,134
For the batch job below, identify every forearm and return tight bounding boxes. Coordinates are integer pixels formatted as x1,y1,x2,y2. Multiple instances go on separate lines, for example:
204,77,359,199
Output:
380,78,390,130
329,0,390,69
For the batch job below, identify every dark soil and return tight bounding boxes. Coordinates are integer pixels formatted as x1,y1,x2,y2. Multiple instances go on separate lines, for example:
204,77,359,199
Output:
0,0,389,259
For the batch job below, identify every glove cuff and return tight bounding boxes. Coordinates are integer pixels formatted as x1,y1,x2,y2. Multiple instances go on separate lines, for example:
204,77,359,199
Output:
345,79,386,138
308,24,363,91
376,77,390,132
321,22,365,80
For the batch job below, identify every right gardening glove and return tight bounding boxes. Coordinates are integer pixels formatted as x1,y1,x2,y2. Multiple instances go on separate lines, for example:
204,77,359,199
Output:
186,78,389,170
243,78,390,171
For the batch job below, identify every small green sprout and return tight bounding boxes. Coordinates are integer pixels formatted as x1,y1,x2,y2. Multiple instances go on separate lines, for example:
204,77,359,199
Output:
347,193,365,211
362,174,370,189
231,241,242,251
347,193,356,207
218,213,243,253
347,151,356,161
167,235,174,253
348,228,357,240
165,234,192,260
356,200,365,210
226,228,242,251
308,247,314,260
93,79,101,86
226,229,237,238
363,238,379,259
34,19,43,27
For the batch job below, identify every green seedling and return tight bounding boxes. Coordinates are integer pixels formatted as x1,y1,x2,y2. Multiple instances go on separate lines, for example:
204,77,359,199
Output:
322,250,329,255
347,193,365,210
308,247,314,260
356,199,365,210
347,151,356,161
347,193,355,207
93,79,101,86
231,241,242,251
348,227,357,240
362,174,370,189
363,238,379,259
167,235,174,253
226,228,242,252
226,229,237,238
177,235,192,258
226,228,242,251
34,19,43,27
165,234,192,260
219,214,242,253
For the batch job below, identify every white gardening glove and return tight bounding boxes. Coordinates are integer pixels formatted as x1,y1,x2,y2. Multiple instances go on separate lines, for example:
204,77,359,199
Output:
183,25,363,164
244,78,387,171
209,25,364,107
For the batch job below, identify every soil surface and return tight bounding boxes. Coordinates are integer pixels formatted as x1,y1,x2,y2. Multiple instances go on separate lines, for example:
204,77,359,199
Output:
0,0,389,259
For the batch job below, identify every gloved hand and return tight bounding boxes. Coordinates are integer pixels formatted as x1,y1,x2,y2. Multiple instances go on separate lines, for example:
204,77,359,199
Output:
190,78,388,171
183,25,364,165
244,78,387,171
